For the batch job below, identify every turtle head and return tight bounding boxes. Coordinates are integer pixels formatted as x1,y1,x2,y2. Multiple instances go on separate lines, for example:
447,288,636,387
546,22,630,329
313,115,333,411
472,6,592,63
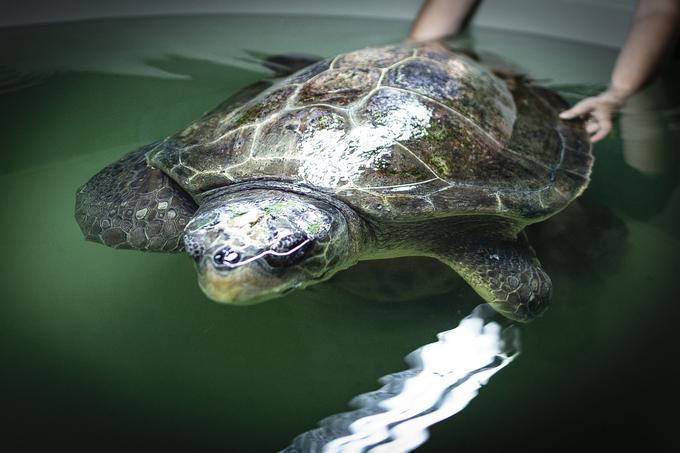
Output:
183,189,356,304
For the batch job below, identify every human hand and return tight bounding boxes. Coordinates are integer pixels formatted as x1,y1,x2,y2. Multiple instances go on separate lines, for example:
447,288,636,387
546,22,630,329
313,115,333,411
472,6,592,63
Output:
408,0,479,43
559,89,627,143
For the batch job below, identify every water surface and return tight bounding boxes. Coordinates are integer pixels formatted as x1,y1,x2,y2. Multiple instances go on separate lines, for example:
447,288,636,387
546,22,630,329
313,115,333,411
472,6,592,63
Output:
1,14,679,452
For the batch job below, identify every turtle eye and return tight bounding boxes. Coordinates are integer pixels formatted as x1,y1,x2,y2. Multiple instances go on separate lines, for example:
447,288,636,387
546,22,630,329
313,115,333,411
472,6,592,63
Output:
213,248,241,267
265,232,312,268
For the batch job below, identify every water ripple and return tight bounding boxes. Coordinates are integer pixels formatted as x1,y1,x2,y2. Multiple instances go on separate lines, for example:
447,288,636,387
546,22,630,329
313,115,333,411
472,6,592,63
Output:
283,304,520,453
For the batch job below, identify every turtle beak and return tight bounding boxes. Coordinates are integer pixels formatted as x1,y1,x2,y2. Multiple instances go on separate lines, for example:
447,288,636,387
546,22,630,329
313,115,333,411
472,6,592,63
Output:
195,258,291,305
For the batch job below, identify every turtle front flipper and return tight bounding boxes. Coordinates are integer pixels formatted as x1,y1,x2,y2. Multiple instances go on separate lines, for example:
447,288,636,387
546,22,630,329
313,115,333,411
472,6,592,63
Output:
75,143,197,252
432,232,552,322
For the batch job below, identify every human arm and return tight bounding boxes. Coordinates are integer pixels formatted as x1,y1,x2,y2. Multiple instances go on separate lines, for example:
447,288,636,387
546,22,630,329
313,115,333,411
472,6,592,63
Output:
408,0,480,42
560,0,680,142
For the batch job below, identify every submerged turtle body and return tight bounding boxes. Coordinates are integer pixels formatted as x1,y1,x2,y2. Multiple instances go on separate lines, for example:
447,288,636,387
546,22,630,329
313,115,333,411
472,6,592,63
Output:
148,44,590,222
76,43,593,322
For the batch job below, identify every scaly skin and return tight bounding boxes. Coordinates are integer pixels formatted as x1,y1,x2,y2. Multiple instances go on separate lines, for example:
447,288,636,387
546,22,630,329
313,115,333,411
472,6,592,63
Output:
75,143,197,252
434,232,551,322
372,215,550,322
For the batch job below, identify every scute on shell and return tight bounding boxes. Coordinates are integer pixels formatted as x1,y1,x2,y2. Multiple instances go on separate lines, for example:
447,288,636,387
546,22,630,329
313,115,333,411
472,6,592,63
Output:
147,43,592,222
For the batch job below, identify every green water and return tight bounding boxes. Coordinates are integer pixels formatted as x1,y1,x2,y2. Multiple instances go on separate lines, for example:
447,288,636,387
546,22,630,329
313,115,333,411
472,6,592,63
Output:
1,14,679,452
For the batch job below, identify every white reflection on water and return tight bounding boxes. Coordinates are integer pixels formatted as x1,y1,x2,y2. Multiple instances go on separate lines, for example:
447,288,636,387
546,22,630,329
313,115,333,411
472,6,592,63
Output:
283,304,519,453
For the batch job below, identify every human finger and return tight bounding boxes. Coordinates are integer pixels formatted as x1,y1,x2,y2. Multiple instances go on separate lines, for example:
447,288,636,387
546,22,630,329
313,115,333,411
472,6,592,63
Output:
559,99,596,119
585,119,599,134
590,119,612,142
589,109,612,142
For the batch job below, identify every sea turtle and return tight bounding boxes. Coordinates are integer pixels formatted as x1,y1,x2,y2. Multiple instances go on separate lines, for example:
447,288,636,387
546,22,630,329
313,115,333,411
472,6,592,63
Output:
75,43,592,322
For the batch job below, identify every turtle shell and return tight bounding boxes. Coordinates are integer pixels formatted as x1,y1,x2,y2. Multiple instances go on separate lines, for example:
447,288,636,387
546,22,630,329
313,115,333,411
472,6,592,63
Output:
147,43,592,222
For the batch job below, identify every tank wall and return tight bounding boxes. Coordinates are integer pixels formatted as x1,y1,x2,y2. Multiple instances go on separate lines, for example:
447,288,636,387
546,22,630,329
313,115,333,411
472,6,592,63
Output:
0,0,634,48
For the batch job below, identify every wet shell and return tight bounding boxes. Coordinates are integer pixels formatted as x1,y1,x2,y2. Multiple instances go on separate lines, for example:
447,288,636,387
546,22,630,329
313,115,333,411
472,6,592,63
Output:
148,43,592,222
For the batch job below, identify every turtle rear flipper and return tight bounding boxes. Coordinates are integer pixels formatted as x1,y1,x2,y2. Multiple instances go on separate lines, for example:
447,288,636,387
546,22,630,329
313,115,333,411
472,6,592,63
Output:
433,232,552,323
242,49,322,76
75,143,197,252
